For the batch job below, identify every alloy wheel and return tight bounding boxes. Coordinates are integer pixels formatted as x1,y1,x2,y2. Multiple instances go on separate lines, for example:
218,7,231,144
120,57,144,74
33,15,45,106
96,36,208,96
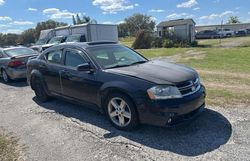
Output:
108,97,132,127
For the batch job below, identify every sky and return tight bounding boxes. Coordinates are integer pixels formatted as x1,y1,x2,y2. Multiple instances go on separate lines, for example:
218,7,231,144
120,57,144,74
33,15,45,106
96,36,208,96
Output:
0,0,250,34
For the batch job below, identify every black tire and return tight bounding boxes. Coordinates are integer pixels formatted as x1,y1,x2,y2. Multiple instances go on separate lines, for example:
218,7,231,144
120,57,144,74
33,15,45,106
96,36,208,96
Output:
105,93,139,131
32,77,50,102
1,69,10,83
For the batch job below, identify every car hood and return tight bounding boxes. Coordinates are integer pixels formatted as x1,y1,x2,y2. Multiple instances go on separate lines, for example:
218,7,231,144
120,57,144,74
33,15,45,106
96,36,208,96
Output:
106,60,198,85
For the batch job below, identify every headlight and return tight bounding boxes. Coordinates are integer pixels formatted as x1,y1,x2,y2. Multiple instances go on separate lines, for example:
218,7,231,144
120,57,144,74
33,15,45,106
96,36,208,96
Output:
147,85,182,100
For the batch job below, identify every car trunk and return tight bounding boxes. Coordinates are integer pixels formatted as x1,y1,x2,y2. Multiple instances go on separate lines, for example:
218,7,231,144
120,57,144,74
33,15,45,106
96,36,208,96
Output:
10,54,38,69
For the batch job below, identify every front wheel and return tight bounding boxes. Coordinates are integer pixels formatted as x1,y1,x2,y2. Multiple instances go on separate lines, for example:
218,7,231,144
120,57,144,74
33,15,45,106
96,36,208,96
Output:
32,77,50,102
105,93,139,131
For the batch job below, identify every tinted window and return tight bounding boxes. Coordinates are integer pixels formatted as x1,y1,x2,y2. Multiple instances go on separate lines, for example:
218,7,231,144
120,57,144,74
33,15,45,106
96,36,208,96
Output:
65,50,86,68
47,50,62,64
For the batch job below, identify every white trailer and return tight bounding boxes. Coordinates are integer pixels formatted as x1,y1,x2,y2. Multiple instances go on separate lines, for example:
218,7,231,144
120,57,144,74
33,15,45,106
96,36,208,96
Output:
38,23,118,42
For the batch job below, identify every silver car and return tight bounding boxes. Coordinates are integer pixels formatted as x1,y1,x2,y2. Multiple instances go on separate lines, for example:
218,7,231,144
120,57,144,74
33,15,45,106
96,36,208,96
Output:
0,47,38,83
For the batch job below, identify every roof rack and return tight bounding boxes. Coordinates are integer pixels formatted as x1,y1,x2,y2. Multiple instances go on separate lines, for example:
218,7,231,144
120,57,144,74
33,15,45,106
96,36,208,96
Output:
87,41,117,46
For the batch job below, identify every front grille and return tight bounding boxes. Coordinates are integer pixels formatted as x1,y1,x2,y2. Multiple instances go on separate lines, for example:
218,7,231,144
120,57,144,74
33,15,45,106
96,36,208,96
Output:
177,78,201,97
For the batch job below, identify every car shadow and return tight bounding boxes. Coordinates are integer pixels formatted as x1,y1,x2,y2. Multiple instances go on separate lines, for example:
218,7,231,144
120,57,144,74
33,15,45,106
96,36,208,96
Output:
33,97,232,157
0,79,28,87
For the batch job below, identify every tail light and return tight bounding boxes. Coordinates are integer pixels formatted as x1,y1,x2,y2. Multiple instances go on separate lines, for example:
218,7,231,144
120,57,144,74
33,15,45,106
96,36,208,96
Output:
8,60,24,67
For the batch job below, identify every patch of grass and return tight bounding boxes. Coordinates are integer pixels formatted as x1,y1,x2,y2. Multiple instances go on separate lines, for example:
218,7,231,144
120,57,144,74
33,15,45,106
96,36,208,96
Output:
137,48,190,58
197,39,221,48
119,37,135,47
180,47,250,73
178,46,250,107
0,134,19,161
197,72,250,107
206,88,250,107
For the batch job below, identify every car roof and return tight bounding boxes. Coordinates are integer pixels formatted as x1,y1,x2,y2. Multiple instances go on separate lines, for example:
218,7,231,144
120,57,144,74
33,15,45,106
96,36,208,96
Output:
56,41,118,49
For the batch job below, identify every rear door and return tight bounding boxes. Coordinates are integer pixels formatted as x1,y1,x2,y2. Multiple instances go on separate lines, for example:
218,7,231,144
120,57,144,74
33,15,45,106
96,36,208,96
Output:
40,49,64,94
60,48,99,104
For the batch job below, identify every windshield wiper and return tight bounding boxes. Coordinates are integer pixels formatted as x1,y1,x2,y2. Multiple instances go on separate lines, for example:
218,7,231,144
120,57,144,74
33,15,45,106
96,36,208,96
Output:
106,61,147,69
106,64,131,69
130,60,147,66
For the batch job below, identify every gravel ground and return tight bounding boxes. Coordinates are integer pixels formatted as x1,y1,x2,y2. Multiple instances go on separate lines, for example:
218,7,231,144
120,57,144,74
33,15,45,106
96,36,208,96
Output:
0,80,250,161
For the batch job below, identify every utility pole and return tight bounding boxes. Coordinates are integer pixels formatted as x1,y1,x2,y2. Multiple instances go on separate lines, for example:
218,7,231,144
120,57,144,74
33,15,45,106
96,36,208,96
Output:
220,20,223,47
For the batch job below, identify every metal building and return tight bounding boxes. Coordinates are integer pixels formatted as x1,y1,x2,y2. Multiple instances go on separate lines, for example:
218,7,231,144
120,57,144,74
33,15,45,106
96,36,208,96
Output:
157,19,196,43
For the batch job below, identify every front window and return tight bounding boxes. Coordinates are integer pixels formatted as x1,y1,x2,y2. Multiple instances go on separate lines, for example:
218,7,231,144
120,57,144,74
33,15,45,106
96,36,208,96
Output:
48,37,64,44
64,50,87,68
87,45,147,69
4,48,36,57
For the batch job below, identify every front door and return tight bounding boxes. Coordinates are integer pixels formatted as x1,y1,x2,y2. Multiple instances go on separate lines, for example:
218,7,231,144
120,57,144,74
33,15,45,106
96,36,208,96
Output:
60,48,99,104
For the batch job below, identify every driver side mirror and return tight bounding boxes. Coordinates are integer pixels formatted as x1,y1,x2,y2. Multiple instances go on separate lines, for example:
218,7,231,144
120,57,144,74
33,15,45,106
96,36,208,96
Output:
77,63,94,72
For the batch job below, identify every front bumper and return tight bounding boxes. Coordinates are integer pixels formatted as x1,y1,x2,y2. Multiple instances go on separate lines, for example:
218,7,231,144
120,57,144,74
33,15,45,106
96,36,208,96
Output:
6,67,27,80
138,85,206,127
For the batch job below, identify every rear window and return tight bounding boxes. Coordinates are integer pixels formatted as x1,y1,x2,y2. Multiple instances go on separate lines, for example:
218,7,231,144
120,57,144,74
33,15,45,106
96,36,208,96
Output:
4,48,35,57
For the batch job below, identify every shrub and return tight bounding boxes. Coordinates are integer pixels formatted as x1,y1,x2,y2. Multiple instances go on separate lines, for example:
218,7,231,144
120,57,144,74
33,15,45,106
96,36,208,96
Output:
190,40,198,47
151,37,163,48
132,30,152,49
163,39,174,48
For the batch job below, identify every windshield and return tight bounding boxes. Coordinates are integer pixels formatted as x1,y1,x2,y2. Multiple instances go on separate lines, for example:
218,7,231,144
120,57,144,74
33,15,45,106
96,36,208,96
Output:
35,39,46,45
66,35,81,42
4,48,36,57
87,45,147,69
48,37,64,44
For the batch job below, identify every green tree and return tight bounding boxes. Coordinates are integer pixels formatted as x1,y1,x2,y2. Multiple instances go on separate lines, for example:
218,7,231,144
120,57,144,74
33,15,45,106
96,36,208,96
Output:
132,30,152,49
35,20,68,39
72,15,97,25
72,15,77,25
227,16,241,24
82,16,91,23
76,14,82,24
0,33,19,46
18,29,36,45
125,13,156,36
118,23,129,37
0,20,68,46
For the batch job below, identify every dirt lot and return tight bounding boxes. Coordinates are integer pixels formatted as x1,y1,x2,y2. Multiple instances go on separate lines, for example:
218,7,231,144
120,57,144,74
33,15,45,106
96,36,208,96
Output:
0,80,250,161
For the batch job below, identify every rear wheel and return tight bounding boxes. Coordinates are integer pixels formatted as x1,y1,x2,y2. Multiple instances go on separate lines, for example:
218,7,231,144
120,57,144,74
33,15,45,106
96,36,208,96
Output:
2,69,10,83
105,93,139,131
32,77,50,102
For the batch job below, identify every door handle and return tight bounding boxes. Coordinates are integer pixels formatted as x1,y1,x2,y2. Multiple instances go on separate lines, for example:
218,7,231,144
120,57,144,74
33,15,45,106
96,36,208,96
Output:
60,70,76,81
61,70,72,77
